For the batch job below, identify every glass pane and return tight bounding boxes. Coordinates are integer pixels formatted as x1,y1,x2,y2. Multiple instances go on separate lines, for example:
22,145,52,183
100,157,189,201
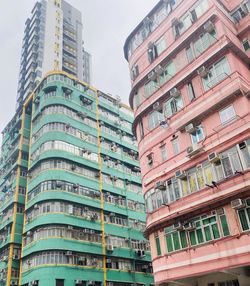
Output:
197,229,204,243
166,235,174,252
238,210,249,230
212,224,220,239
204,226,212,241
220,215,230,236
156,237,162,256
189,231,197,245
180,231,187,248
173,232,180,250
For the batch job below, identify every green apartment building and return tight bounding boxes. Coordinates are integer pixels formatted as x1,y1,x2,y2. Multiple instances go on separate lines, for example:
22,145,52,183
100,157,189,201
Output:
0,71,153,286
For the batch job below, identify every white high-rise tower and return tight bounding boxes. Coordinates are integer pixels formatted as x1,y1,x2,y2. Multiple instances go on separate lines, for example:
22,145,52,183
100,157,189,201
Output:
17,0,91,107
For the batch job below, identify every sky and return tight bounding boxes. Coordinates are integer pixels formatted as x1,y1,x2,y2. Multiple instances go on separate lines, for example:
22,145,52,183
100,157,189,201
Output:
0,0,158,138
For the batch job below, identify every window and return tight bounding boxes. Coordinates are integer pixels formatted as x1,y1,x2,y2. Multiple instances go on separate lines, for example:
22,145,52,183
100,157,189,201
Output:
56,279,64,286
186,45,194,62
191,125,204,144
165,210,229,253
242,38,250,51
202,57,230,91
155,233,162,256
144,80,158,97
148,111,164,130
155,37,166,55
131,65,139,80
139,120,144,139
133,91,141,108
187,82,195,101
147,43,158,63
194,30,217,56
147,153,154,168
160,144,168,161
237,198,250,231
159,61,176,85
163,96,183,118
232,3,250,23
218,280,239,286
172,137,180,155
167,178,181,202
219,105,236,125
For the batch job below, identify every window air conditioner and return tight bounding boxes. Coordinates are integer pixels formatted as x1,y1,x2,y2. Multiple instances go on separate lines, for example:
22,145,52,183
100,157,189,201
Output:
203,20,215,33
183,222,195,230
75,280,83,285
185,123,197,134
175,170,187,179
135,249,145,257
208,152,220,163
155,65,164,75
216,208,224,215
171,17,180,26
155,181,166,190
186,144,202,157
148,71,157,81
197,66,208,77
66,251,73,256
106,244,114,251
231,199,245,209
170,87,181,98
153,101,161,111
173,222,183,230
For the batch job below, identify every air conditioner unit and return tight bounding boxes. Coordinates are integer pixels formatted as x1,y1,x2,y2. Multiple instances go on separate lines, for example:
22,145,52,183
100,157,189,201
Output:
203,20,215,33
106,244,113,251
155,181,166,190
75,280,83,285
34,204,39,209
197,66,208,77
84,229,90,233
208,152,220,163
107,282,113,286
88,281,95,286
186,144,202,157
136,249,145,257
106,259,112,263
34,96,40,104
173,222,183,230
175,170,187,180
153,101,161,111
10,282,17,286
2,256,8,261
31,281,38,286
67,225,73,230
71,164,77,171
171,17,180,26
109,212,115,217
185,123,197,134
66,251,73,256
183,222,195,230
170,87,181,98
13,254,19,260
238,141,247,150
142,264,149,270
216,208,224,215
231,199,245,209
68,206,74,215
155,65,164,75
147,71,157,81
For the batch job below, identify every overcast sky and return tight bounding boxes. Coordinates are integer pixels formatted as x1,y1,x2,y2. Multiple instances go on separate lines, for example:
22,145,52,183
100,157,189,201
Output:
0,0,158,138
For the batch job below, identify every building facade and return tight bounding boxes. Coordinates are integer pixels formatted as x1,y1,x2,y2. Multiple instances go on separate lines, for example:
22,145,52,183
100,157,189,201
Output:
124,0,250,285
17,0,91,108
0,71,153,286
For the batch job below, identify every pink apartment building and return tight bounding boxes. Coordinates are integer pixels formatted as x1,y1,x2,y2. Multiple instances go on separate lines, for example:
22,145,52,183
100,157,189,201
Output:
124,0,250,285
